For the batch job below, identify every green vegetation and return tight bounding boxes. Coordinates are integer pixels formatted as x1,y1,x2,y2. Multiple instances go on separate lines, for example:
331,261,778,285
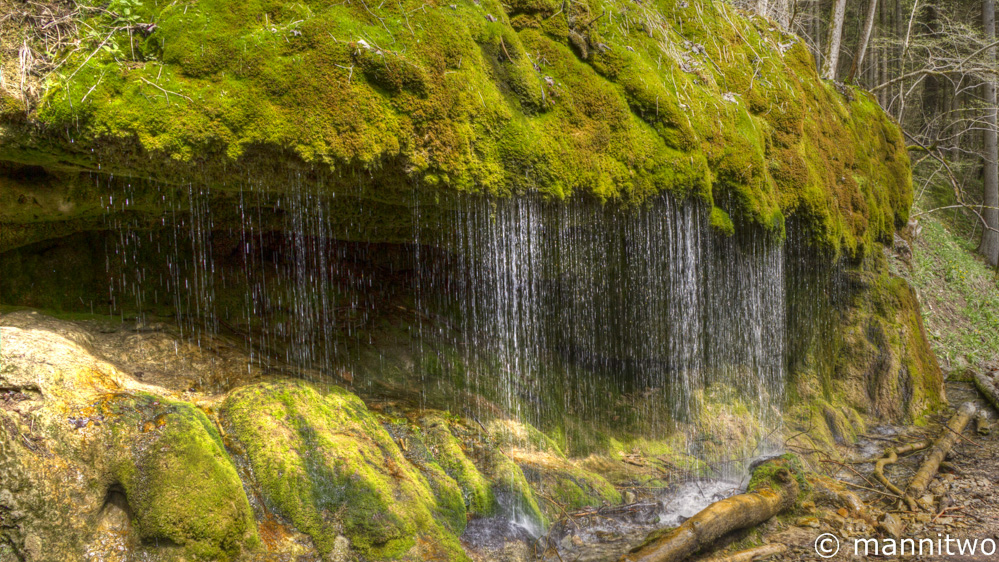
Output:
417,415,497,517
220,380,470,560
99,394,259,560
747,453,807,496
906,210,999,370
1,0,910,256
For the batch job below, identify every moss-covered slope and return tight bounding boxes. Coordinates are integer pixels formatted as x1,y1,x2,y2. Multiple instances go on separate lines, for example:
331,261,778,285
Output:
1,0,908,255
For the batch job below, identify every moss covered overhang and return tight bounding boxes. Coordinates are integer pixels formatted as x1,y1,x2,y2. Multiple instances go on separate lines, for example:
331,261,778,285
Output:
0,0,910,256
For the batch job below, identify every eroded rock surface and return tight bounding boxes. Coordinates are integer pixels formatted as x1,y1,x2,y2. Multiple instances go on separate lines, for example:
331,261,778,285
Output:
0,310,656,561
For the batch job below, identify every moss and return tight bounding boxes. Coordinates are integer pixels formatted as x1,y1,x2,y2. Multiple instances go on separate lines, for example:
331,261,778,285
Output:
747,453,808,499
220,380,470,561
1,0,911,257
710,206,735,236
99,394,258,560
488,452,548,530
419,415,496,517
528,462,621,511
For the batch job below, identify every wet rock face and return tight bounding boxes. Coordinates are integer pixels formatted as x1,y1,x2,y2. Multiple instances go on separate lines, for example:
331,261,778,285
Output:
0,311,258,561
0,310,638,561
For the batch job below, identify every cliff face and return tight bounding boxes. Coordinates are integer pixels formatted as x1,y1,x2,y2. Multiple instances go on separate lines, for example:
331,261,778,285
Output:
2,0,907,254
0,1,946,560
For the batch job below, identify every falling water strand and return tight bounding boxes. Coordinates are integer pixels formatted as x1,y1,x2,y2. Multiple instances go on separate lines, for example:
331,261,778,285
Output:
427,195,787,475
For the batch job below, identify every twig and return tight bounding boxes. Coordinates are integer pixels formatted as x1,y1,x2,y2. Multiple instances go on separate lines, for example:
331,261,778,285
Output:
932,506,963,523
139,76,192,102
65,28,119,83
833,478,902,499
499,36,512,62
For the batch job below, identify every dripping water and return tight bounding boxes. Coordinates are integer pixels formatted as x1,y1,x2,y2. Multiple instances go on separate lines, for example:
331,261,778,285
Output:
94,178,799,538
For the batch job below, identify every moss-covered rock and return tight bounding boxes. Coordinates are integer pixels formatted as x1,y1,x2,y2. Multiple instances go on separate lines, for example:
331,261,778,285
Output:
1,0,909,257
105,395,258,560
0,311,259,562
418,414,497,517
785,249,945,450
219,380,470,560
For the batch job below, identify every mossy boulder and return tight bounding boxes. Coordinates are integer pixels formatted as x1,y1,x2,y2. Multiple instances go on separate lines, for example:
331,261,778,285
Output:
219,380,470,560
103,395,259,560
0,311,259,561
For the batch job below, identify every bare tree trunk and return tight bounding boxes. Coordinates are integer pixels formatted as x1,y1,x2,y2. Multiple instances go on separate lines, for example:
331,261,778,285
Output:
772,0,790,28
922,6,942,136
981,0,999,266
906,403,977,502
848,0,879,83
758,0,770,19
974,371,999,411
811,0,824,72
874,2,891,107
822,0,848,80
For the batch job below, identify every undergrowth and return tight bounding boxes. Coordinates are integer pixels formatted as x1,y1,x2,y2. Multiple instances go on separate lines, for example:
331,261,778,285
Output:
908,207,999,372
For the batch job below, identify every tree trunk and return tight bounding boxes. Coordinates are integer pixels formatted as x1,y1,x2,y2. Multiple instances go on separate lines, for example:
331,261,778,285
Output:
622,463,799,562
848,0,879,83
980,0,999,266
757,0,769,20
974,371,999,411
879,0,888,104
810,0,823,72
822,0,848,80
921,5,941,132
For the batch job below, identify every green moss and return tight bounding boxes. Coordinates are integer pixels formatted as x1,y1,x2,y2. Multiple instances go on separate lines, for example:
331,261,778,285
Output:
533,463,622,511
488,452,548,529
1,0,911,257
747,453,808,499
220,380,469,561
710,206,735,236
419,415,496,517
100,394,258,560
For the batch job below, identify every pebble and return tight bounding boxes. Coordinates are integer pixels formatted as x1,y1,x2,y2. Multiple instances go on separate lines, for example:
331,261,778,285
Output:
795,517,820,528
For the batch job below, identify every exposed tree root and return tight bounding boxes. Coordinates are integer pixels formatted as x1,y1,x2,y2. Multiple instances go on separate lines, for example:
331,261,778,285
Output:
620,461,799,562
905,402,977,505
873,440,931,511
700,543,787,562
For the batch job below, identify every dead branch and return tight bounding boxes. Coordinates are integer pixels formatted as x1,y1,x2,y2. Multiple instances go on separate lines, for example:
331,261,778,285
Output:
873,440,931,511
974,371,999,412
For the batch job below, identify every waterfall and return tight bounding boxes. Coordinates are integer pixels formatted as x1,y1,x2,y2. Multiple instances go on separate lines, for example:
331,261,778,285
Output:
97,179,788,467
426,195,787,467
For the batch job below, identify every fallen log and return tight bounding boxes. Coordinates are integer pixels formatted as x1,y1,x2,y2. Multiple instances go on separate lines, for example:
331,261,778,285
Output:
700,543,787,562
905,402,976,504
976,410,991,436
974,372,999,412
621,459,799,562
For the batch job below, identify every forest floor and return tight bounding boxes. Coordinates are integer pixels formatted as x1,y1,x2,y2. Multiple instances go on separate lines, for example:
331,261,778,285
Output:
742,379,999,561
901,209,999,374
